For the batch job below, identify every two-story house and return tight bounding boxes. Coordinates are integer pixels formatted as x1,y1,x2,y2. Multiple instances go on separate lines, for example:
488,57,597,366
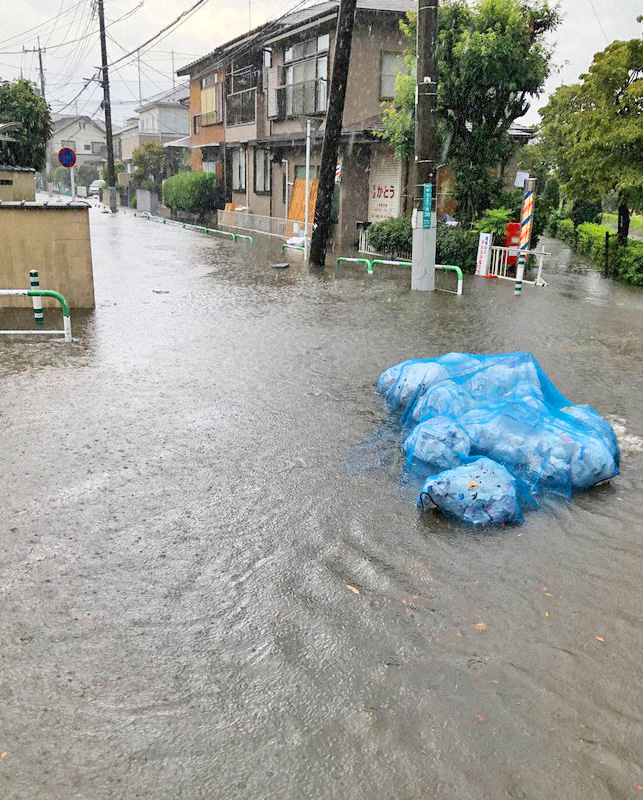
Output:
114,85,190,171
48,115,107,174
178,0,412,248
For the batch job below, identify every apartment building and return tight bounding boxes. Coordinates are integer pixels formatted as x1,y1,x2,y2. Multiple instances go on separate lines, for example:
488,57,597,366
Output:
178,0,412,248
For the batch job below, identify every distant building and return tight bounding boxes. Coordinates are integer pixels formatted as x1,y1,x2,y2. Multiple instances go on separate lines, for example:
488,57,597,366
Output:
178,0,413,248
114,85,190,171
48,115,106,172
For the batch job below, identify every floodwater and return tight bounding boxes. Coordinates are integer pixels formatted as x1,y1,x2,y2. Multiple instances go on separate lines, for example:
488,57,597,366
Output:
1,212,642,800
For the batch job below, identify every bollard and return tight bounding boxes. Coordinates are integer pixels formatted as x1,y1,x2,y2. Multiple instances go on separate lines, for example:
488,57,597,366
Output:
29,270,44,325
515,178,536,296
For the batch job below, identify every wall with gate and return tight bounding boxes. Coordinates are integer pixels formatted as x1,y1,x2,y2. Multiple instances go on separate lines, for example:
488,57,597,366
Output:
0,205,95,308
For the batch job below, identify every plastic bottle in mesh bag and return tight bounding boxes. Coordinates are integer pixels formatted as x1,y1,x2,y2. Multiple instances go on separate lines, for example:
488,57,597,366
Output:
465,360,543,401
384,360,449,411
561,405,620,463
404,416,471,472
417,457,524,525
409,380,475,423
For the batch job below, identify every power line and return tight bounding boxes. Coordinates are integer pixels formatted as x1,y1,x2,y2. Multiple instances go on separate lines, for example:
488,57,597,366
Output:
0,0,88,49
108,0,211,68
0,3,144,55
588,0,609,44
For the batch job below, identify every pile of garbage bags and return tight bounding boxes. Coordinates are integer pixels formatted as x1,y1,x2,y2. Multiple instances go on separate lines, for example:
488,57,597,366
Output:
377,352,619,525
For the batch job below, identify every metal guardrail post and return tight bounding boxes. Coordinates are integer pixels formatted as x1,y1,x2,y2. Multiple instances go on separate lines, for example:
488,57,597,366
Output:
336,257,374,275
29,269,44,325
0,288,72,341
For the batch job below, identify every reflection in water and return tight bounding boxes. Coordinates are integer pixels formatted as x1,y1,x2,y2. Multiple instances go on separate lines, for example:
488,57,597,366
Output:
1,214,642,800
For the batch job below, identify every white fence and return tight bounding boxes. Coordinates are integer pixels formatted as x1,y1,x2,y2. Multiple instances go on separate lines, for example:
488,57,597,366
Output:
358,227,411,261
217,209,311,239
487,245,548,286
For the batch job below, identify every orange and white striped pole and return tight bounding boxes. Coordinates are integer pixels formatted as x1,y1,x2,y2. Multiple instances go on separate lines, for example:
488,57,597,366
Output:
514,177,537,295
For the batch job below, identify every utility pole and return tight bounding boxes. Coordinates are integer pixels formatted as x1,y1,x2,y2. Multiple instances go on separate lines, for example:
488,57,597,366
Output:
309,0,357,266
97,0,117,213
411,0,438,291
36,37,46,100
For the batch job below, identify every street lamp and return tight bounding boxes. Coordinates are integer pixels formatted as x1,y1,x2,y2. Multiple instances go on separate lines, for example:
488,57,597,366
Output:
298,115,322,262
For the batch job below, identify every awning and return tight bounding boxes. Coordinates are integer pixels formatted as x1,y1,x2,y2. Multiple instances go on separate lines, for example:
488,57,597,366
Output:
163,136,191,149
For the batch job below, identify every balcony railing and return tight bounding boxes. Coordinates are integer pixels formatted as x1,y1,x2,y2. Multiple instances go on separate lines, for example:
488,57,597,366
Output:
276,79,327,120
193,110,223,134
226,87,256,126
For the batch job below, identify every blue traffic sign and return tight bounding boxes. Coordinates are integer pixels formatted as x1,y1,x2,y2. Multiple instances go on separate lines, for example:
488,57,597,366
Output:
58,147,76,168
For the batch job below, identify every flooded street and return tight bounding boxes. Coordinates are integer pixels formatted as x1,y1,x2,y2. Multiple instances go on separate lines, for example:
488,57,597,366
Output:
1,211,642,799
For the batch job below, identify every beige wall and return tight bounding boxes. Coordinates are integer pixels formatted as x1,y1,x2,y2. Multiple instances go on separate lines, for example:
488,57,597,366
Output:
0,170,35,202
343,14,405,127
0,207,95,308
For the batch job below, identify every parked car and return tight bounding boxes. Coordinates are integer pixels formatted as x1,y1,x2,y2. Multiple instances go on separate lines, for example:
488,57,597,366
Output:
88,179,106,197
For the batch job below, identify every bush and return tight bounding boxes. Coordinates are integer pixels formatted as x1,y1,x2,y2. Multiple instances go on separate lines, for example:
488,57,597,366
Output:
576,223,643,285
163,171,220,217
436,226,479,273
557,218,576,247
570,198,602,229
546,209,566,237
367,215,412,253
473,208,513,238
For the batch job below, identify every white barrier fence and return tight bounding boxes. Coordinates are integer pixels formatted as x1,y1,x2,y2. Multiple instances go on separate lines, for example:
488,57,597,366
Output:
217,209,311,240
487,244,548,287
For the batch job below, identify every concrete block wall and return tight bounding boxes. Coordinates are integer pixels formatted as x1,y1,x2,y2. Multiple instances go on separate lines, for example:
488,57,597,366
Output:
0,206,95,308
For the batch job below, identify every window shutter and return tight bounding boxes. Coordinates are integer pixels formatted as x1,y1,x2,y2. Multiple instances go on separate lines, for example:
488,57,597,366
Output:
267,66,282,119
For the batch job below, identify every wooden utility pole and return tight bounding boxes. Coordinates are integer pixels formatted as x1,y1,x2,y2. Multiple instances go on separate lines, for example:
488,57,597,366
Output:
410,0,438,291
309,0,357,266
36,37,46,100
97,0,117,213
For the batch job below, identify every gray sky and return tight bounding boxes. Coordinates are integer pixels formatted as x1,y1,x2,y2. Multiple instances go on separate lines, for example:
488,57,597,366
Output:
0,0,640,128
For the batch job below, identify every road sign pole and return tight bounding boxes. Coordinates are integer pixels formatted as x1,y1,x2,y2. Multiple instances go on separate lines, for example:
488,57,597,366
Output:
70,165,76,198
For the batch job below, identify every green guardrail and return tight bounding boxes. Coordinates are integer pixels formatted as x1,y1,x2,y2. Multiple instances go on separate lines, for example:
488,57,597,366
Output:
336,257,374,275
282,244,305,255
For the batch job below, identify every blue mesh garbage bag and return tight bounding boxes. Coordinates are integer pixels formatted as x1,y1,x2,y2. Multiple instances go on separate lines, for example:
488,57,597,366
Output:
380,360,449,411
403,416,471,472
375,351,619,524
417,457,524,525
561,404,620,464
407,380,475,424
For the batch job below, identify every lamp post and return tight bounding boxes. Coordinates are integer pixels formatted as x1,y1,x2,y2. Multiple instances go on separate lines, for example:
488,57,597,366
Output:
299,115,322,263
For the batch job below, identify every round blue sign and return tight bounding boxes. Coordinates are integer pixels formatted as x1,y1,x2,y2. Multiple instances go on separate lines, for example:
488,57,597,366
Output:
58,147,76,168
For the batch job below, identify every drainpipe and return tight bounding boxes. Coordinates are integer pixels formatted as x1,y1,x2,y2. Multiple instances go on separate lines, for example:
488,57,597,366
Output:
282,159,289,216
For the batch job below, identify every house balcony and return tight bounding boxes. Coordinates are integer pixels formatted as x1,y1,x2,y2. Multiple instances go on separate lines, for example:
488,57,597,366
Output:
226,87,256,127
275,79,327,121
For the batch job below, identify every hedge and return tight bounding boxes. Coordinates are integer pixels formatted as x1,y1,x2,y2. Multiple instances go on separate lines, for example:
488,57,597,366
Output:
576,223,643,286
557,218,576,247
163,172,220,217
367,216,480,273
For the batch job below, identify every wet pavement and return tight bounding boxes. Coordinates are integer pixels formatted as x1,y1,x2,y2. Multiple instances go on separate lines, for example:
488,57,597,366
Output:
1,211,642,799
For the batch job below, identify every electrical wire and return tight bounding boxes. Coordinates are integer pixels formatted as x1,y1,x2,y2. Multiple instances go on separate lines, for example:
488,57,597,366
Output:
588,0,609,44
0,0,88,49
108,0,211,68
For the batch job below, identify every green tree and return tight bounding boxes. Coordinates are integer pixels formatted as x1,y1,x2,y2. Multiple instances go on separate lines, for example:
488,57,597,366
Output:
540,37,643,244
0,78,52,171
378,0,560,222
130,141,170,192
101,160,125,183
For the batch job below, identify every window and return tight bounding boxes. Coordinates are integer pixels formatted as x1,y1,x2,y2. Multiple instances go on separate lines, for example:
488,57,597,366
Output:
285,33,329,64
295,165,318,181
202,160,217,174
254,148,271,193
84,144,91,151
193,115,201,134
91,141,103,154
61,139,76,150
380,52,404,99
282,34,329,117
263,48,272,69
232,147,246,192
201,73,217,89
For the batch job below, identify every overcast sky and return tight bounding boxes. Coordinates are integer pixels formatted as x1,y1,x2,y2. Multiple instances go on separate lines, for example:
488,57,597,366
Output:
0,0,640,128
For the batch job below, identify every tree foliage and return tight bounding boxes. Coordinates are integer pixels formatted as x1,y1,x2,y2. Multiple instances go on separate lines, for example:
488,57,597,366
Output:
131,141,170,191
77,163,99,189
0,78,52,171
539,37,643,243
378,0,560,221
